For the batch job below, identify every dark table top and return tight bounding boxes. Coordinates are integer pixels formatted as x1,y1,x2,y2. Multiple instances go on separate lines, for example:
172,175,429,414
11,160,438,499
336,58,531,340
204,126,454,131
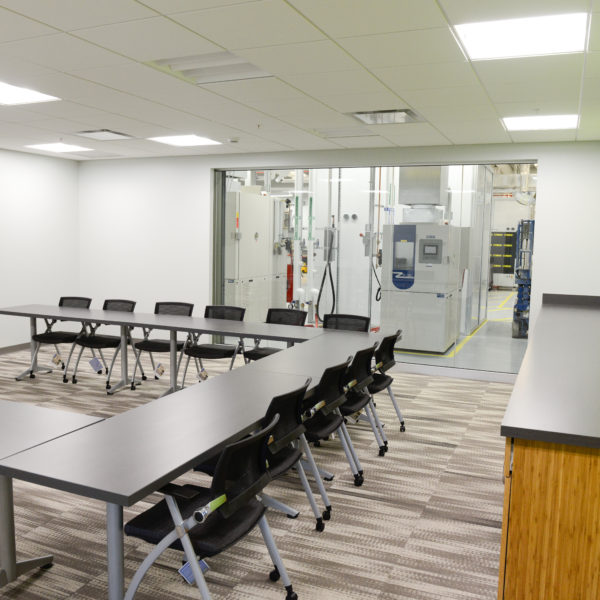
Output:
0,304,323,343
0,400,102,460
501,294,600,448
0,369,309,505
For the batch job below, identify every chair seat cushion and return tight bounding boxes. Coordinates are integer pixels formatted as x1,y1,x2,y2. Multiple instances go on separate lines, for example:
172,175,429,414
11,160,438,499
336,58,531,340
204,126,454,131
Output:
32,331,79,344
185,344,237,359
368,373,393,394
124,484,266,559
77,334,121,349
135,339,183,353
244,346,281,362
268,446,302,479
340,390,370,415
304,412,343,442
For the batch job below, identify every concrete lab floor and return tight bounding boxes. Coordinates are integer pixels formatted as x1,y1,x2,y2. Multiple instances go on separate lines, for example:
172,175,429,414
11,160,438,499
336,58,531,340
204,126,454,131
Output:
395,290,528,374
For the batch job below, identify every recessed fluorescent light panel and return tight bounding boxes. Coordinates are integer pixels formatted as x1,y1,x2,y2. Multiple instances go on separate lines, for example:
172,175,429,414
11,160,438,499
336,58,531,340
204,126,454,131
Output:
455,13,588,60
148,135,221,147
502,114,579,131
77,129,131,141
0,81,59,105
352,109,421,125
26,143,92,153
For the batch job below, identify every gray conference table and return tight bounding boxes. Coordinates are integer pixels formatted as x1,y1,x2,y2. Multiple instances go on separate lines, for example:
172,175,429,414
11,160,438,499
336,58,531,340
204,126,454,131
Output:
0,304,324,395
0,401,102,588
0,368,310,599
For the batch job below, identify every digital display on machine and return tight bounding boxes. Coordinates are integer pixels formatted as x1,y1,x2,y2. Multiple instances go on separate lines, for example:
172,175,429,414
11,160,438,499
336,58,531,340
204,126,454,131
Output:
423,244,438,256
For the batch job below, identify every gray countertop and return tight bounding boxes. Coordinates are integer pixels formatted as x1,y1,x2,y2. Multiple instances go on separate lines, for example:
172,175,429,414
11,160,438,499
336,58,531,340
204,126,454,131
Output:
501,294,600,448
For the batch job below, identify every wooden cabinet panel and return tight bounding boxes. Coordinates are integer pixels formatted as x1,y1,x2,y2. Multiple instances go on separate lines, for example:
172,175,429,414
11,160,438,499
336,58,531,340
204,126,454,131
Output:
500,438,600,600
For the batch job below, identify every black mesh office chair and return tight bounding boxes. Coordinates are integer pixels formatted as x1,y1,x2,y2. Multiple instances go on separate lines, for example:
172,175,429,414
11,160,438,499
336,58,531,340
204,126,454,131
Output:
67,299,141,390
302,357,366,487
323,313,370,332
323,314,388,456
368,330,406,432
124,415,299,600
130,302,194,391
244,308,307,363
180,305,245,386
17,296,92,381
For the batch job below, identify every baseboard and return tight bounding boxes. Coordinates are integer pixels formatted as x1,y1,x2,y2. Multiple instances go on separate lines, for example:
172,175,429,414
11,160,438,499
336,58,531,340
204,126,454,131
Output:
391,362,517,384
0,342,29,355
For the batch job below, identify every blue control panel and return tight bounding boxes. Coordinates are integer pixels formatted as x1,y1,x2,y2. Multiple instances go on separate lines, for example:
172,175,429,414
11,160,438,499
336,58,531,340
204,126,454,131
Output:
391,224,416,290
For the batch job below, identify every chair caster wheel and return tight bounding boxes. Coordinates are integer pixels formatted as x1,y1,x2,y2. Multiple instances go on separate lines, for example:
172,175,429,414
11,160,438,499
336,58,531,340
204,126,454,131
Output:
316,518,325,532
285,585,297,600
354,474,364,487
322,507,331,521
286,513,299,519
400,423,406,432
72,377,77,384
142,375,147,381
130,383,136,391
378,446,385,456
154,375,159,380
269,566,280,582
29,373,35,379
323,474,334,482
105,368,109,375
106,383,111,390
384,440,388,448
40,562,53,570
61,363,65,370
63,376,68,383
313,440,320,447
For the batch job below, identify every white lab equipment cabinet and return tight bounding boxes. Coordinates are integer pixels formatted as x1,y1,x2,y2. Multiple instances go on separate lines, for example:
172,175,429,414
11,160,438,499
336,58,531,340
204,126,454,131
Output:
381,223,460,353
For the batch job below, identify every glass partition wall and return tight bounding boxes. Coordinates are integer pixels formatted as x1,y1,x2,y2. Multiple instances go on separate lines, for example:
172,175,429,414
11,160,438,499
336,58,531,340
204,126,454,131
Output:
217,164,531,374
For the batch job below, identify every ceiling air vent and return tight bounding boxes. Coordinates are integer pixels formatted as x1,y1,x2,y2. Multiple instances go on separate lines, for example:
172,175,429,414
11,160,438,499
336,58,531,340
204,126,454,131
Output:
351,109,422,125
151,52,272,85
77,129,132,140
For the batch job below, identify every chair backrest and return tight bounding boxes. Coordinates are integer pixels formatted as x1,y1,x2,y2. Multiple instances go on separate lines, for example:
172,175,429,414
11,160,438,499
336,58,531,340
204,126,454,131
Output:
102,299,136,313
210,414,279,518
375,330,401,373
154,302,194,316
344,344,377,391
263,379,310,453
59,296,92,309
323,313,370,332
205,305,245,321
302,358,351,415
266,308,307,326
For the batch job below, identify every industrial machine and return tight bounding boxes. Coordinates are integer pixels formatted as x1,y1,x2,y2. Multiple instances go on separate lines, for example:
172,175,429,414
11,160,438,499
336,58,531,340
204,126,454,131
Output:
512,219,534,338
381,222,460,353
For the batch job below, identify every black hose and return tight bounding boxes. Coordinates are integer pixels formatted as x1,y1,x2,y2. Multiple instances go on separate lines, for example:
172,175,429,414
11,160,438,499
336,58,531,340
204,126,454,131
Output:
371,260,381,302
316,238,336,322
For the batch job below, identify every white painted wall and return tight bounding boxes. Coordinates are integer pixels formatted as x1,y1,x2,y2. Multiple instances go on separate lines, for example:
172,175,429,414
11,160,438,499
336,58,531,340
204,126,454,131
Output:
0,149,79,347
77,157,212,327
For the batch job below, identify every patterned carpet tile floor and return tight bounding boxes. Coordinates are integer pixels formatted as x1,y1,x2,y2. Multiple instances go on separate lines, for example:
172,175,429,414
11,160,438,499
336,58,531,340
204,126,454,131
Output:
0,346,512,599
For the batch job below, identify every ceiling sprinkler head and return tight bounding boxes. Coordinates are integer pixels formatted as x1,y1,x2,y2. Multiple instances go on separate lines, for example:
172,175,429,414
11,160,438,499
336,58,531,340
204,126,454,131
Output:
228,137,239,143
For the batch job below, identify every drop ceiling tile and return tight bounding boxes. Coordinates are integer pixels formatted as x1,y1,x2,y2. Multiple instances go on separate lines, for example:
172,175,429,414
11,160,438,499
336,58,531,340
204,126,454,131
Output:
494,100,580,117
586,52,600,78
279,70,389,96
434,119,511,144
280,109,361,130
589,13,600,52
418,103,498,123
25,116,94,133
287,0,445,37
577,108,600,140
0,8,56,42
75,17,220,62
139,0,261,14
474,54,584,87
581,76,600,101
400,85,490,108
374,61,477,92
316,91,406,113
235,41,359,75
201,77,302,101
0,0,155,31
509,129,577,142
439,0,590,25
0,33,128,72
485,81,580,104
24,100,109,121
172,0,324,50
371,122,451,146
0,106,45,123
223,94,328,118
338,28,465,69
328,135,396,148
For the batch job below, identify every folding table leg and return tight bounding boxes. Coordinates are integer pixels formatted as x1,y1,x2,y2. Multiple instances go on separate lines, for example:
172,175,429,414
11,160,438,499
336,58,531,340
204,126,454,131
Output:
106,503,124,600
15,318,52,380
107,326,139,395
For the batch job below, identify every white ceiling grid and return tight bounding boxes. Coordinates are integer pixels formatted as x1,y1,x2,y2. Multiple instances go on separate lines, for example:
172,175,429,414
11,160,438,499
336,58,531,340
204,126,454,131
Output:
0,0,594,159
